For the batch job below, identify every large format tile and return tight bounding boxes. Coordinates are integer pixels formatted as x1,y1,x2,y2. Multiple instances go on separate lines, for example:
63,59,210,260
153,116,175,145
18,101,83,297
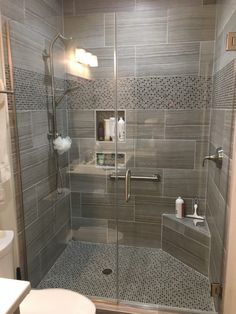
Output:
199,41,214,77
21,157,56,190
168,5,215,43
16,111,33,151
68,110,95,138
74,0,135,14
162,226,209,276
55,195,71,230
0,0,25,22
72,217,109,243
114,10,167,47
135,139,195,169
163,169,207,198
70,171,106,193
25,207,55,259
10,21,46,73
108,220,161,248
136,43,199,76
40,222,69,280
64,14,104,48
22,186,38,227
71,192,81,217
80,192,135,221
89,47,135,79
165,109,210,126
126,110,165,139
135,196,175,223
135,0,202,11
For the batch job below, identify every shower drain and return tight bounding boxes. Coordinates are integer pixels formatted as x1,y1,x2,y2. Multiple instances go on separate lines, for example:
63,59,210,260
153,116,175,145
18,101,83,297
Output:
102,268,112,275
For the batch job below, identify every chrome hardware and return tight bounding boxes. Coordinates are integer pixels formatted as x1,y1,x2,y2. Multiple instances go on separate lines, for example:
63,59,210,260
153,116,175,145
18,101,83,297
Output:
0,90,14,94
109,173,161,182
211,283,222,298
226,32,236,51
125,169,131,202
202,147,223,169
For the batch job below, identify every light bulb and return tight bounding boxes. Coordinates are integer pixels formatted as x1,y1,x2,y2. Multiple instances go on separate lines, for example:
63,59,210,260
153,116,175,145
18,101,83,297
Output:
89,55,98,67
75,48,86,64
84,52,92,65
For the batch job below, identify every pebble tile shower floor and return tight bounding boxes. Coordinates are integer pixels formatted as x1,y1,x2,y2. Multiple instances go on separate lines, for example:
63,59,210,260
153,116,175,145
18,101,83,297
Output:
38,240,214,312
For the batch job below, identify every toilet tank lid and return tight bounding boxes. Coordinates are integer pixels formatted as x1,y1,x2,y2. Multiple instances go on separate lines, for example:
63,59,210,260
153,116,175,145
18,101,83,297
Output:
0,231,14,258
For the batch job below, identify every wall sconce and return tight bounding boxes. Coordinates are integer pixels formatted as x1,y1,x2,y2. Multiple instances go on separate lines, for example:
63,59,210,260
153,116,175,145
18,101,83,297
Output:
75,48,98,67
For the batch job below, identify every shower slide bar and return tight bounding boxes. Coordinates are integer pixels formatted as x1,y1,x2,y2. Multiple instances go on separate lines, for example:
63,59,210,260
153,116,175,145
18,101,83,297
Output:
109,173,161,181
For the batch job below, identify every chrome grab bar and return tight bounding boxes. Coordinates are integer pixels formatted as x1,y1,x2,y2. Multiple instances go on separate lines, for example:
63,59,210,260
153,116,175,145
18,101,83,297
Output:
125,169,131,202
0,90,14,94
109,173,161,182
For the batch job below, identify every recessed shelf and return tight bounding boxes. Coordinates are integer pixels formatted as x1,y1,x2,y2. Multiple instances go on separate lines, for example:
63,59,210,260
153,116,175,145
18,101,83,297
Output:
96,152,125,168
95,110,126,142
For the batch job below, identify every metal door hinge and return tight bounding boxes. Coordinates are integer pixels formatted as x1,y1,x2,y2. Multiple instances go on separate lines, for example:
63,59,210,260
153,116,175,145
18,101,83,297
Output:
211,283,223,297
226,32,236,51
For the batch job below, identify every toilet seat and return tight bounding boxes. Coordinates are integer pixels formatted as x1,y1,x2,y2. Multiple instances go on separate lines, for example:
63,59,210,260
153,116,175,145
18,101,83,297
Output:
20,288,96,314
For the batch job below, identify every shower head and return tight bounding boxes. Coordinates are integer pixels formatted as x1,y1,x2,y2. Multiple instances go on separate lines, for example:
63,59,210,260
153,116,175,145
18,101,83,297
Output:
55,85,80,107
58,34,73,42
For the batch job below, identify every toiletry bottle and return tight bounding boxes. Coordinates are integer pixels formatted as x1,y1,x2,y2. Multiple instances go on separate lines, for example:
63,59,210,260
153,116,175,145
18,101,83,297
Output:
98,122,104,141
175,196,184,219
104,119,111,141
118,117,125,142
109,117,115,141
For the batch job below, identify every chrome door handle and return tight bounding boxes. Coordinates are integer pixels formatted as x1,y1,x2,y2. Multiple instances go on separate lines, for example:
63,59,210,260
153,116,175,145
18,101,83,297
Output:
125,169,131,202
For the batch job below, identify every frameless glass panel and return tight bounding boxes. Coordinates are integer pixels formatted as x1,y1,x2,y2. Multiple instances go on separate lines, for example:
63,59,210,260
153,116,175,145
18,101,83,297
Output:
115,1,219,312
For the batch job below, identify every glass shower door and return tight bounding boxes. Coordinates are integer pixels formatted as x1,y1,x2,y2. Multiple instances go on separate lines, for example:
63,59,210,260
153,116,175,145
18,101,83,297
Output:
114,5,215,311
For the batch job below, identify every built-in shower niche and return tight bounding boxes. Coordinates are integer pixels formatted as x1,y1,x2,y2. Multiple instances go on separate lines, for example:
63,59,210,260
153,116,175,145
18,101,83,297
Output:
96,152,125,168
96,110,125,142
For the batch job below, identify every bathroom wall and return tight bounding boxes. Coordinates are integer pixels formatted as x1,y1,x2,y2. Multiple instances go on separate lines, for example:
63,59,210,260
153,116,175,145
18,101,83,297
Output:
206,0,236,309
0,0,71,286
64,0,216,262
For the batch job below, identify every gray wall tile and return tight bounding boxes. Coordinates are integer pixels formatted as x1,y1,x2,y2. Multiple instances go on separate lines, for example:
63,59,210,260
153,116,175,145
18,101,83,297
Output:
135,196,175,223
74,0,135,14
135,139,195,169
64,14,105,48
116,10,167,47
68,110,95,138
126,110,165,139
168,6,216,43
108,220,161,248
162,226,209,275
163,169,207,198
136,43,200,76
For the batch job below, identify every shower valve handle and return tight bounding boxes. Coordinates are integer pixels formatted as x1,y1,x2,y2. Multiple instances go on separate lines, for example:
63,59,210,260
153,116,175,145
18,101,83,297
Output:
202,147,223,169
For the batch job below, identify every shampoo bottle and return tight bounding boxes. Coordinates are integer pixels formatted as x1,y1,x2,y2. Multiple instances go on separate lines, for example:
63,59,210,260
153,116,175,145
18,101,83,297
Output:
118,117,125,142
175,196,184,219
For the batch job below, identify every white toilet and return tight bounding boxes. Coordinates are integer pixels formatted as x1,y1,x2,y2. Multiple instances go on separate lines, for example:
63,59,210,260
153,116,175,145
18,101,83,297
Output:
0,230,96,314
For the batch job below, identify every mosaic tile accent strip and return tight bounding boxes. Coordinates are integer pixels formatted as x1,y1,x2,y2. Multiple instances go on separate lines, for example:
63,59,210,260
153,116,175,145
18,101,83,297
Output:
212,59,236,109
38,240,214,312
12,67,66,110
67,75,212,110
12,67,212,111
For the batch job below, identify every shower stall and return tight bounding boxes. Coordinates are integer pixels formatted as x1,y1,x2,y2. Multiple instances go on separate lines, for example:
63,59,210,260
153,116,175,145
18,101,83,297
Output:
1,0,235,313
